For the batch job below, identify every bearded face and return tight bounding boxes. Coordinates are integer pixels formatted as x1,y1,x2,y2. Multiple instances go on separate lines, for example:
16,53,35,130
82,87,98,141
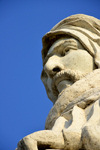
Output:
41,38,96,103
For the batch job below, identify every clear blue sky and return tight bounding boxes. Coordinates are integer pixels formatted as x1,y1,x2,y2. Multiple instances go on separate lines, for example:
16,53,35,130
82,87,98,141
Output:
0,0,100,149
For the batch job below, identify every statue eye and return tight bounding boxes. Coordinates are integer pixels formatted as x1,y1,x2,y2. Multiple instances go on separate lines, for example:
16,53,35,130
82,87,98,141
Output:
65,49,70,54
61,49,70,56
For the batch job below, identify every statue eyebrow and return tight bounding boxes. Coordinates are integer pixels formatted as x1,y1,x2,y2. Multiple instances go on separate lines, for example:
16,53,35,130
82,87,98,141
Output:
48,38,78,53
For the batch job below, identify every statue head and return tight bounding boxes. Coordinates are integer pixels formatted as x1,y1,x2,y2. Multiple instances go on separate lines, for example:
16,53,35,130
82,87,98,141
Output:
41,14,100,103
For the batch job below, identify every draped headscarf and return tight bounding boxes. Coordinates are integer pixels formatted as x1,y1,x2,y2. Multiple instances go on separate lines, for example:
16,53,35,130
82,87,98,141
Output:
42,14,100,68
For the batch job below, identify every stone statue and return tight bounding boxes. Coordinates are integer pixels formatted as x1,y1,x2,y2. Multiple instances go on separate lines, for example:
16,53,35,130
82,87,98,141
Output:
16,14,100,150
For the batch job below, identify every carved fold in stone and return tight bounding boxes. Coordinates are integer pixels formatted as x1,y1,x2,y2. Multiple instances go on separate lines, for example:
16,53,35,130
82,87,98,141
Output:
63,106,86,150
82,100,100,150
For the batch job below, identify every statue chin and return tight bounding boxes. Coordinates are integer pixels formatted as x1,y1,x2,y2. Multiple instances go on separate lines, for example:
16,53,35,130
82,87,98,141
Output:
57,80,73,93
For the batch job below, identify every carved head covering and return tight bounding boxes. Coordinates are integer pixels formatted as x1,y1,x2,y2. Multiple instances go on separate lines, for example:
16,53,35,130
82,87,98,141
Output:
42,14,100,68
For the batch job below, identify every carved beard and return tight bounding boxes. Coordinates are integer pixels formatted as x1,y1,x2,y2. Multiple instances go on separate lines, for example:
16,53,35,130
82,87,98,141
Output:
52,69,88,98
45,69,100,130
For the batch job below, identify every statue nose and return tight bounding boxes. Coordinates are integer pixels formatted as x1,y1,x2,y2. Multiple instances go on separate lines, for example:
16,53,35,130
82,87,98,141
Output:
52,67,61,72
44,56,64,77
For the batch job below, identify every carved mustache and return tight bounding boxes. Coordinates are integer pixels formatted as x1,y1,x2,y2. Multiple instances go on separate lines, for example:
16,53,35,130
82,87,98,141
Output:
52,69,87,96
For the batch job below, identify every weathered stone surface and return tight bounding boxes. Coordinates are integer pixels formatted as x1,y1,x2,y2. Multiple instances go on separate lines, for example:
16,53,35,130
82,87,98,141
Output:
45,69,100,129
16,14,100,150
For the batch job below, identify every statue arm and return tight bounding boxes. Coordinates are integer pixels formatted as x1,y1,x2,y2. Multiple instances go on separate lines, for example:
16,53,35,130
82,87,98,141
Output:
16,116,66,150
